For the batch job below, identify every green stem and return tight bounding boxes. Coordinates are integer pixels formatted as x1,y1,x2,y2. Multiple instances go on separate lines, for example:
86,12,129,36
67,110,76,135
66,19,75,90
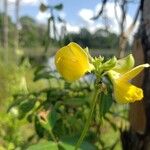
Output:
75,88,100,150
50,130,57,142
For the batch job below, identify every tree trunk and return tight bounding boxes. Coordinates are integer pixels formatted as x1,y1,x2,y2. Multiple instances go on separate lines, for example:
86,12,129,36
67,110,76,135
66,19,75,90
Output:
121,0,150,149
142,0,150,148
3,0,8,49
14,0,20,50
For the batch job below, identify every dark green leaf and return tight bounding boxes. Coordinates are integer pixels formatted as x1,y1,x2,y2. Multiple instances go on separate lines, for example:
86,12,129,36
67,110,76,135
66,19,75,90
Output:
19,99,36,113
7,96,24,112
34,65,47,75
59,137,96,150
18,99,36,119
99,92,113,118
48,110,59,130
34,72,55,81
40,3,48,12
35,116,45,137
63,97,89,106
54,4,63,10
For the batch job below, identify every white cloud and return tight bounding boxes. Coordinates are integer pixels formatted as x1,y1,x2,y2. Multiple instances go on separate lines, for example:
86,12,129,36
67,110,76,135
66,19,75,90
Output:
88,23,105,33
78,8,94,24
36,11,50,23
8,0,39,5
57,22,80,35
66,23,80,33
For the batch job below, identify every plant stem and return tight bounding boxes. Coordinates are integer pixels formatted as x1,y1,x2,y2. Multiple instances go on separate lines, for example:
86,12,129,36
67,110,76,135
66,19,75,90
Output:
50,130,57,142
75,88,100,150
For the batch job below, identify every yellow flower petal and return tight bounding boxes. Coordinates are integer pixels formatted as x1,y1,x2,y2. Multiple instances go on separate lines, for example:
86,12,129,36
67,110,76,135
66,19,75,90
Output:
114,81,143,103
55,42,92,82
119,63,150,81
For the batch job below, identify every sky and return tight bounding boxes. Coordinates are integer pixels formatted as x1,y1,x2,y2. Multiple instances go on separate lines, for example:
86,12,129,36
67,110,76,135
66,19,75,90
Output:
0,0,140,39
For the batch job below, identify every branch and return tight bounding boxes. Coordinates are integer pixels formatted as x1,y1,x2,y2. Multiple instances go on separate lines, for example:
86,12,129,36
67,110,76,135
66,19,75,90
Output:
114,0,120,27
125,3,140,35
91,0,108,20
118,2,141,58
120,0,127,35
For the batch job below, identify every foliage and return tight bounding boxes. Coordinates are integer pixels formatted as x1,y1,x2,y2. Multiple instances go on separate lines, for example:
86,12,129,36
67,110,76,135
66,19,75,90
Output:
3,55,129,149
19,16,47,48
62,28,119,49
0,43,129,150
0,48,49,149
0,13,47,48
0,13,16,47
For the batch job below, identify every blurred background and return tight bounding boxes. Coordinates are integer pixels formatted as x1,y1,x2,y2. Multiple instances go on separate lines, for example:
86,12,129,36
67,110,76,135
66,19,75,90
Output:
0,0,150,150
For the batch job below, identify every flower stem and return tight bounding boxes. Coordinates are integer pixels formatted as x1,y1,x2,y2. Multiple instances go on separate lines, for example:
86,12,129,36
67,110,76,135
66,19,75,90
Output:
75,88,100,150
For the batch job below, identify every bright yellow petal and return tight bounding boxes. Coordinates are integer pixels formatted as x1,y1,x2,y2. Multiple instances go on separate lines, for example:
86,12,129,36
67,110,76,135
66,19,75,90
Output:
114,81,143,104
119,64,150,81
68,42,88,60
55,42,92,82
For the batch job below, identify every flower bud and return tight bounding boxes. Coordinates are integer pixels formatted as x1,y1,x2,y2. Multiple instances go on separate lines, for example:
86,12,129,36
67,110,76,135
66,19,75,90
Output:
113,54,134,73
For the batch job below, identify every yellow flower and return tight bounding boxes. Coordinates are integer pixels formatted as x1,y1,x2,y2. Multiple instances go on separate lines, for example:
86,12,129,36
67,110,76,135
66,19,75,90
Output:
55,42,93,82
108,64,150,103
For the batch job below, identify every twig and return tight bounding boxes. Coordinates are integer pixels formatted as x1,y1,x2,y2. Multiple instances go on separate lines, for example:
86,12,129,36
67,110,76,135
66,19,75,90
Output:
91,0,109,20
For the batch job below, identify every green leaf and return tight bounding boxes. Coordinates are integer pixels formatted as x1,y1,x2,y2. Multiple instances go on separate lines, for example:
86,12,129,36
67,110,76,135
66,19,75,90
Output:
18,99,36,119
99,92,113,118
34,65,47,75
59,137,96,150
63,97,89,106
34,71,55,81
59,141,75,150
54,4,63,10
80,141,96,150
34,65,57,81
48,110,59,131
40,3,49,12
35,116,45,137
27,141,58,150
104,116,117,131
19,99,36,113
7,96,24,112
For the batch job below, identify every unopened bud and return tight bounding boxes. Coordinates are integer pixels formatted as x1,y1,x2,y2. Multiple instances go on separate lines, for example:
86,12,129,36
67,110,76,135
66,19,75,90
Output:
113,54,134,73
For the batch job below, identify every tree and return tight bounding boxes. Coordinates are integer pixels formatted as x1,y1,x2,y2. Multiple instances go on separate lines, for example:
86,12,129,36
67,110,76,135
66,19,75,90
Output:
3,0,8,49
19,16,40,47
39,3,63,53
14,0,20,50
62,28,118,50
